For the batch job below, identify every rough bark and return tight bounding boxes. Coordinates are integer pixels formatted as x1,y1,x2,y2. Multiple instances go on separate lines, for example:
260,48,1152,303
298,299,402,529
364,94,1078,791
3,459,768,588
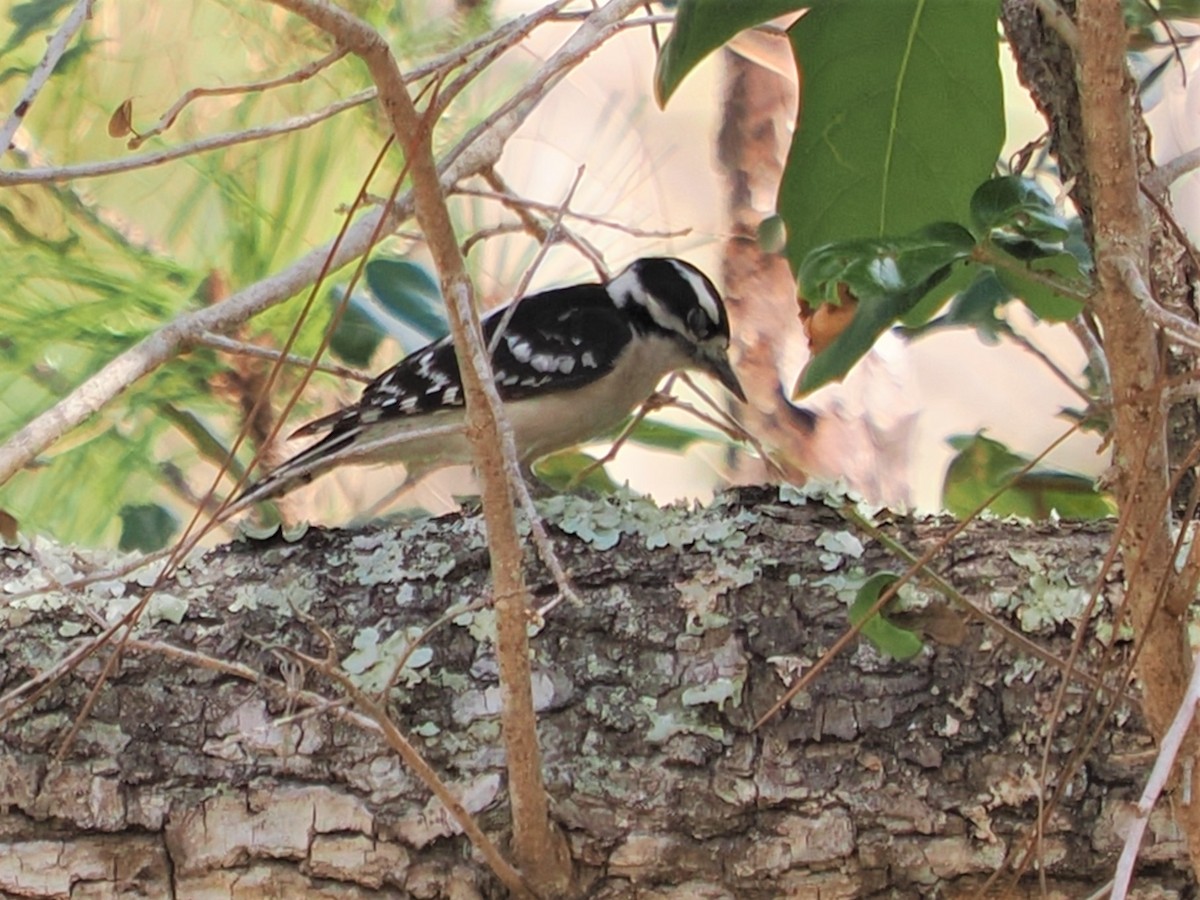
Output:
0,487,1191,897
1002,1,1200,876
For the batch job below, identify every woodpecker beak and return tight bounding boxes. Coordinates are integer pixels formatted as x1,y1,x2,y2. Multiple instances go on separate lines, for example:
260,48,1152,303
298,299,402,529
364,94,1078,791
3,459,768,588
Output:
701,348,747,403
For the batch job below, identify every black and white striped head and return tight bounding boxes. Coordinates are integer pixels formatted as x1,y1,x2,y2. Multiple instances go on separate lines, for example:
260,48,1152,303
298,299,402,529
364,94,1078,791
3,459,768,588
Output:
607,257,746,401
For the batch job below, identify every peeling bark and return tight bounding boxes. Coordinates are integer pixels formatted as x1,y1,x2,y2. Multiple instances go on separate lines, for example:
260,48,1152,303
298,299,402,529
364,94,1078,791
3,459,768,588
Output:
0,488,1191,897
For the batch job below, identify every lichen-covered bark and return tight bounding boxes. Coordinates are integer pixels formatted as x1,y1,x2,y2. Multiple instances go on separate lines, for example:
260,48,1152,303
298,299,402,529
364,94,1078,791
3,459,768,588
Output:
0,488,1190,897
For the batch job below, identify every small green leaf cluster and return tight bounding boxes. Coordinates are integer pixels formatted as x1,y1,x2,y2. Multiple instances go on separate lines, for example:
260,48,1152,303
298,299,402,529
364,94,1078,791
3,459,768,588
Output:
656,2,1092,396
797,176,1091,395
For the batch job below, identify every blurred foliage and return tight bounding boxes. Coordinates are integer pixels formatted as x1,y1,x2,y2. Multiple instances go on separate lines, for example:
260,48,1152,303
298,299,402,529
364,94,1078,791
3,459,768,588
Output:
655,0,1169,518
942,432,1114,520
0,0,506,545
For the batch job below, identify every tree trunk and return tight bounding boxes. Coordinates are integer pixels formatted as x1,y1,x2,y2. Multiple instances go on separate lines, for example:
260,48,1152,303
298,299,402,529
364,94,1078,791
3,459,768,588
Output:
0,487,1188,897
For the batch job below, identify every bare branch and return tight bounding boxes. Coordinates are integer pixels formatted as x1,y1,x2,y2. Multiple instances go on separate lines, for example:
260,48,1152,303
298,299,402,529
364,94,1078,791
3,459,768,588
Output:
130,47,350,148
1111,650,1200,899
1145,145,1200,197
0,1,637,487
458,181,690,237
196,332,371,384
0,91,375,186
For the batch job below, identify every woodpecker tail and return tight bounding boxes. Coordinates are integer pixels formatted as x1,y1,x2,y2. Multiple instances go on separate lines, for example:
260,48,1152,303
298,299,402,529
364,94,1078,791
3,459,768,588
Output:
228,427,362,511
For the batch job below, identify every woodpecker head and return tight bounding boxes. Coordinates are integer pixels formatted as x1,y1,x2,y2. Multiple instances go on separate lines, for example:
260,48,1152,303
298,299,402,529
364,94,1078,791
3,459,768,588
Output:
607,257,746,402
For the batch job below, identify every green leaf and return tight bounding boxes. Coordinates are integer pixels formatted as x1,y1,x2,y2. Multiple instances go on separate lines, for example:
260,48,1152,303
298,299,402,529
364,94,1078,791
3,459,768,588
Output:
329,289,384,368
932,269,1010,341
779,0,1004,271
992,251,1088,322
364,258,448,341
970,175,1067,243
623,418,726,452
849,572,924,661
968,177,1091,321
332,260,448,366
3,0,74,55
118,503,179,553
532,451,620,494
942,432,1114,520
655,0,806,105
795,225,973,394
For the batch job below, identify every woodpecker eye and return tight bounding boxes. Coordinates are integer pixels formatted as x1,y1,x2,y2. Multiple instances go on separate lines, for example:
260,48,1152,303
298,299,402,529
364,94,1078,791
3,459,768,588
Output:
686,305,710,337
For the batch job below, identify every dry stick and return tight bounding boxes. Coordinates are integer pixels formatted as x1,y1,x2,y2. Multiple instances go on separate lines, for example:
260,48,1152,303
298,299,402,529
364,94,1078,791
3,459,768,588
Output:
430,0,573,119
461,222,527,256
379,597,490,698
1003,325,1094,405
0,0,93,155
1112,650,1200,899
0,4,558,187
1145,145,1200,197
456,184,691,239
196,332,372,383
1,91,376,186
1077,0,1200,879
843,506,1116,698
753,422,1087,730
262,3,647,892
476,169,588,613
131,47,349,147
486,166,586,355
476,167,608,278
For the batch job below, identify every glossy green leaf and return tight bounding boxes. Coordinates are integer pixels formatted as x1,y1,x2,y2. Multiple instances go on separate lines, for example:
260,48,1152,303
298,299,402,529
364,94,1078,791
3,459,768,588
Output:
329,289,384,368
655,0,806,105
364,258,448,341
779,0,1004,271
849,572,924,661
795,225,972,394
993,251,1088,322
942,432,1114,520
118,503,179,553
624,418,726,452
970,176,1062,236
532,450,620,494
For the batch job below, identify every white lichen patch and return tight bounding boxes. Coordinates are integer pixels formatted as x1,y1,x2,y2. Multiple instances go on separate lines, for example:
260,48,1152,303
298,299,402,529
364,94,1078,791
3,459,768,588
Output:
342,624,434,692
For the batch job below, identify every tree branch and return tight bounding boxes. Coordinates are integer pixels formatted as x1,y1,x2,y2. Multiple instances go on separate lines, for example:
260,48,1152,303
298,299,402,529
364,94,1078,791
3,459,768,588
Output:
0,0,93,156
0,1,639,488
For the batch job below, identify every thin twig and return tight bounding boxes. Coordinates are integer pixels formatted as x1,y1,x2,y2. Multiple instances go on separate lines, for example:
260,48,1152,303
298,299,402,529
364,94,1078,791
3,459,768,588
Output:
487,166,587,355
1146,146,1200,197
0,0,93,155
196,332,372,383
1,91,375,185
456,184,691,239
1111,651,1200,898
132,47,350,147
